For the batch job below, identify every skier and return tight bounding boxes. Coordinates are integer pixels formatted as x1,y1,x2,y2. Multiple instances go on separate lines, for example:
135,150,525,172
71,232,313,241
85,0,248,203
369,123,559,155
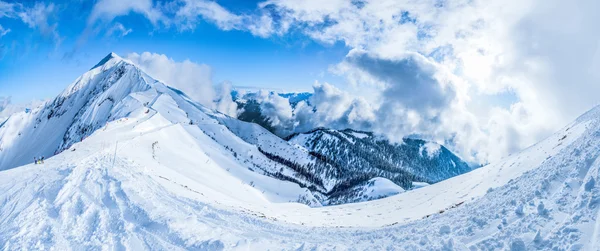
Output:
34,157,38,165
40,156,44,164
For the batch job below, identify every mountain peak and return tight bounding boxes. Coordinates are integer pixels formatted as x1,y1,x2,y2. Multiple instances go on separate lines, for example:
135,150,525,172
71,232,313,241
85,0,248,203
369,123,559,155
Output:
90,52,123,70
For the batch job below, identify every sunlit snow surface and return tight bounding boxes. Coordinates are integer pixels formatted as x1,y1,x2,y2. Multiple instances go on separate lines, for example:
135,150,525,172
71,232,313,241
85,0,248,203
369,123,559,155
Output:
2,56,600,249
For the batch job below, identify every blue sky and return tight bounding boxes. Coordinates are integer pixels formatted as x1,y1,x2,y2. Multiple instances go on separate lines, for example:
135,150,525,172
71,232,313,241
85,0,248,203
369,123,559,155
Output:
0,0,348,103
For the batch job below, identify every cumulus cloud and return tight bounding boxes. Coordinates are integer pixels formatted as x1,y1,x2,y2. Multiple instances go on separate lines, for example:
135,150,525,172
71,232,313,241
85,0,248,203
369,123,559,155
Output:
239,84,375,137
257,91,294,127
126,52,237,117
250,47,541,162
307,49,539,162
345,50,457,116
250,82,377,137
302,82,375,131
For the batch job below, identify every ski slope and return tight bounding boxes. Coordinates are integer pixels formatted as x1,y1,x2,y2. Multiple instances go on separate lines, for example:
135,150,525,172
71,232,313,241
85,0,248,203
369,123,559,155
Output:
2,54,600,249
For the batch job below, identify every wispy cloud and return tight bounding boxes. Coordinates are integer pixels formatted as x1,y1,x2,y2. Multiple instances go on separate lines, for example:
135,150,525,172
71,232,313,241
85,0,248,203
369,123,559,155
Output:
105,22,132,38
17,2,61,45
171,0,276,37
0,24,10,38
0,1,16,18
87,0,165,26
0,1,61,45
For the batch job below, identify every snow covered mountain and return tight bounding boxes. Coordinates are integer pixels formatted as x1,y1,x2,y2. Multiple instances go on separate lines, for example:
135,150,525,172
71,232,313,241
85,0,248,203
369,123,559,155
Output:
0,53,454,206
3,53,600,249
0,53,152,171
0,53,331,205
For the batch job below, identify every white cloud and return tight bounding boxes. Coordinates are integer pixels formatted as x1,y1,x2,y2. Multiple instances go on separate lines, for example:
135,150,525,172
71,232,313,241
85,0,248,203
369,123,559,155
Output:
173,0,276,37
175,0,243,31
257,90,294,127
126,52,237,117
286,82,376,136
88,0,164,26
420,142,441,159
0,24,10,38
105,23,132,38
84,0,277,39
343,50,457,116
242,82,377,137
214,81,238,117
126,52,215,108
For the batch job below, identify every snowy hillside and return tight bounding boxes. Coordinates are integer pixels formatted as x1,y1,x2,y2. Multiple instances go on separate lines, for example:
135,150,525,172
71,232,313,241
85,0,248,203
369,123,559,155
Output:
3,53,600,249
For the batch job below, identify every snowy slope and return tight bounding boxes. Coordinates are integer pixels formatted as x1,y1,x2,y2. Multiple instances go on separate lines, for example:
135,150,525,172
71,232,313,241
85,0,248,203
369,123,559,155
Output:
3,53,600,249
0,53,152,171
2,97,598,250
